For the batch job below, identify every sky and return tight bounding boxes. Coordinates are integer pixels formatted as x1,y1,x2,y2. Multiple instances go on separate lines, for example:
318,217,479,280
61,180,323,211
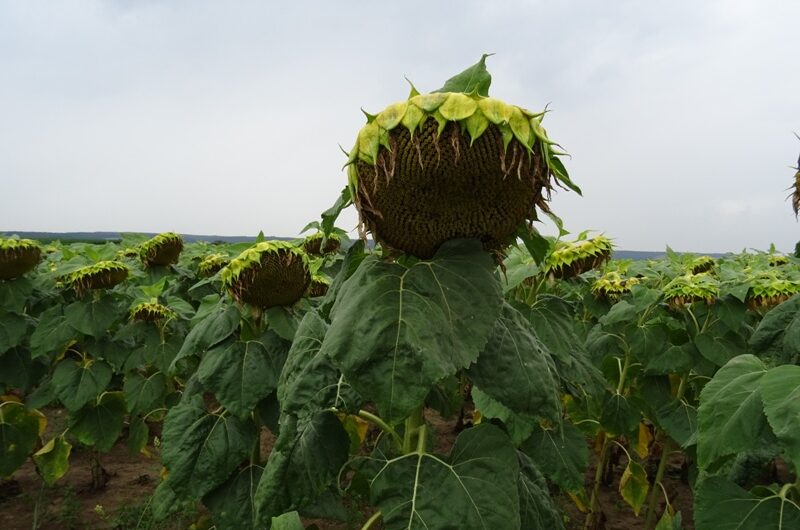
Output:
1,0,799,253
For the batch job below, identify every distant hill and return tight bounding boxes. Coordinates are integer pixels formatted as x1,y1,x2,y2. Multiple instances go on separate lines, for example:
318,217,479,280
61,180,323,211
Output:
1,231,292,245
2,231,729,260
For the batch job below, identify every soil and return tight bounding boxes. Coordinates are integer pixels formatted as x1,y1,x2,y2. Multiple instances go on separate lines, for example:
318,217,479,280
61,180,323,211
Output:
0,408,696,530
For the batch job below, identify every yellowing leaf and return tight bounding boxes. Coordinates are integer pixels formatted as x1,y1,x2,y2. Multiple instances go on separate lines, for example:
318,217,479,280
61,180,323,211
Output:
509,107,532,147
465,111,489,145
376,101,408,130
635,422,653,459
357,122,381,164
478,97,512,124
619,460,649,516
33,435,71,485
472,409,483,425
438,93,478,121
401,104,426,136
410,93,448,112
568,489,589,513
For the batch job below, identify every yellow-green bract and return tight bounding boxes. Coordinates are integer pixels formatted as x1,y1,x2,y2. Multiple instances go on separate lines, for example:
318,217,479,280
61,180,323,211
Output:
198,253,230,278
0,237,42,280
221,241,310,308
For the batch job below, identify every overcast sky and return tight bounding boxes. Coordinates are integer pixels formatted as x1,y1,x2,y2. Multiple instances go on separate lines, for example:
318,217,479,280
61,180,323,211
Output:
2,1,799,253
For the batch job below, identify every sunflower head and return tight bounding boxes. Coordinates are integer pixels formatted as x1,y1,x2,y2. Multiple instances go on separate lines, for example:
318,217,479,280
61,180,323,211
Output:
592,271,640,301
0,238,42,280
130,300,176,322
345,56,578,258
221,241,310,309
303,232,341,256
745,271,800,310
139,232,184,267
197,253,230,278
663,273,719,309
545,235,613,280
59,261,128,296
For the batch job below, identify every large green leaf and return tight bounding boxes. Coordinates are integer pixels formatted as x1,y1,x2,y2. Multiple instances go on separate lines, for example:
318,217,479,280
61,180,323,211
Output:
471,386,534,444
697,355,769,469
655,399,698,448
197,333,288,419
270,511,305,530
600,393,640,437
52,358,112,412
695,329,747,367
278,312,359,417
123,372,167,417
434,54,493,96
161,396,255,501
253,412,349,524
750,294,800,364
368,424,520,530
320,240,502,422
64,295,122,338
759,365,800,468
0,401,41,476
0,278,34,313
0,310,33,352
29,306,74,359
694,476,800,530
0,347,44,391
521,421,588,492
468,303,560,421
68,391,126,452
517,451,565,530
170,297,240,372
204,464,264,530
33,435,72,485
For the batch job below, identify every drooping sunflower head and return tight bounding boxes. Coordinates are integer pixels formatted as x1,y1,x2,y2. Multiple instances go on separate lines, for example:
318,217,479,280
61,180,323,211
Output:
544,235,613,280
60,261,128,296
130,300,176,322
0,238,42,280
221,241,310,309
197,253,230,278
592,271,640,301
345,56,578,259
303,232,341,256
663,273,719,309
745,271,800,310
307,273,332,298
768,254,789,267
688,256,715,275
139,232,184,267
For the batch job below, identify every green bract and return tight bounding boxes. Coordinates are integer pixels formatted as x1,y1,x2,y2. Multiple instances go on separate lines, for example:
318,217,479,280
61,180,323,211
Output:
60,261,128,295
345,57,578,258
767,254,789,267
221,241,310,308
663,273,719,308
592,271,640,300
130,301,176,322
545,236,613,280
302,232,340,256
198,253,230,278
139,232,184,267
0,238,42,280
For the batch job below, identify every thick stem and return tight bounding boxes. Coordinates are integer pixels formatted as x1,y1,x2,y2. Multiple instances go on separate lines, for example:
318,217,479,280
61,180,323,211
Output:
90,450,107,491
402,406,424,454
644,437,673,530
251,411,262,465
585,434,612,530
358,409,402,450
